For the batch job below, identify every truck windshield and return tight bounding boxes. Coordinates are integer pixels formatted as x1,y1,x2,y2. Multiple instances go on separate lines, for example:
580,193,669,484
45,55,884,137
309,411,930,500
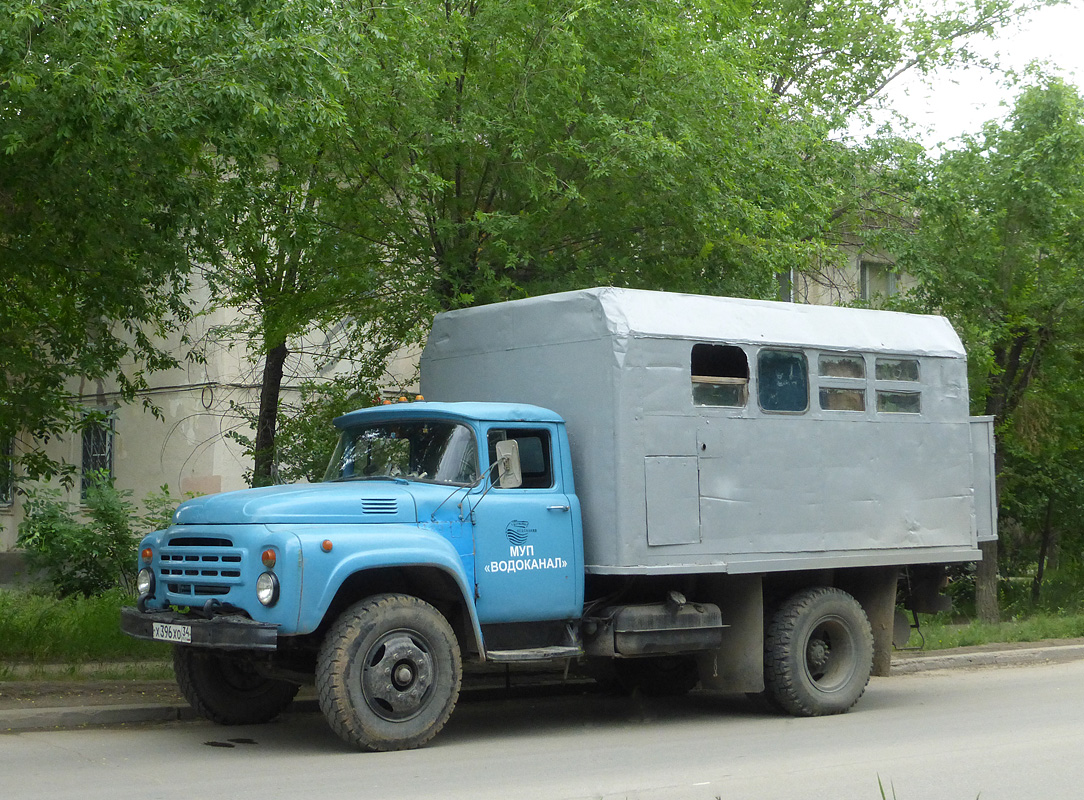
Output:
324,421,480,486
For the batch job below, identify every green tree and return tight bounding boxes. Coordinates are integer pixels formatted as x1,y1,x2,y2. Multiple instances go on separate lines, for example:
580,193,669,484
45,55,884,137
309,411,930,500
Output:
751,0,1058,123
327,0,826,310
221,0,1054,483
0,0,212,478
995,341,1084,606
888,77,1084,621
199,0,808,486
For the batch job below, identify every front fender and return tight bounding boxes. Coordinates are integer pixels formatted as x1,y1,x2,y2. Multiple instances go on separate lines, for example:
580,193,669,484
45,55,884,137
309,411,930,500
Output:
280,524,482,651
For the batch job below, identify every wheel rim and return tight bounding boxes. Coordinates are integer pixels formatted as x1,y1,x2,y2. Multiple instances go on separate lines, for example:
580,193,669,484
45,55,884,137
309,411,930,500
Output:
803,614,857,693
361,629,436,722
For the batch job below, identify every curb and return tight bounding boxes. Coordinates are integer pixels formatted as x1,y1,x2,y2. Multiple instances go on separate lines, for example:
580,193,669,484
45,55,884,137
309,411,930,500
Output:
1,703,197,731
889,643,1084,674
0,698,320,734
5,644,1084,733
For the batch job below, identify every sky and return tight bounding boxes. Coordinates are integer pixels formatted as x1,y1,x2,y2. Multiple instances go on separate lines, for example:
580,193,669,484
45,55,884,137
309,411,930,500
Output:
869,1,1084,149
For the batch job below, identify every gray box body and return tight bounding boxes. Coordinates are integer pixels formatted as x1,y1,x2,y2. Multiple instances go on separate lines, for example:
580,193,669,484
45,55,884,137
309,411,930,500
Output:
421,287,993,575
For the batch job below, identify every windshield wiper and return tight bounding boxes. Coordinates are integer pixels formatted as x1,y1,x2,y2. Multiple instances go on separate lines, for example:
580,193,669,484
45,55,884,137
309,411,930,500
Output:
329,475,409,484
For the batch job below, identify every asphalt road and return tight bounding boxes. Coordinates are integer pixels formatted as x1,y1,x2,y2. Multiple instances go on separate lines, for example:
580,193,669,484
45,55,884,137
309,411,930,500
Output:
4,658,1084,800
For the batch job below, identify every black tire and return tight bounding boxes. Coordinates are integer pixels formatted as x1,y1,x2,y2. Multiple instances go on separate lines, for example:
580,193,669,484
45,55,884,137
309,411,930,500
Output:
317,594,462,752
173,645,300,725
613,655,700,696
763,587,873,717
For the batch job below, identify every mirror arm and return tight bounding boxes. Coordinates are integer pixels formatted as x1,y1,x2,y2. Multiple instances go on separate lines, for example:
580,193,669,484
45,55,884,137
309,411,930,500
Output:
432,459,511,522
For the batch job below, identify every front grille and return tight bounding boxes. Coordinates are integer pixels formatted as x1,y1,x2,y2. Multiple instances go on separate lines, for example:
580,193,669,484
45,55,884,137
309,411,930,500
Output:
159,536,245,599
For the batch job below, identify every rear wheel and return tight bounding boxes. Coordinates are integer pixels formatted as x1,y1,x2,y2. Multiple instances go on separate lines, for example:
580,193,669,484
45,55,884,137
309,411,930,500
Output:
173,646,300,725
317,594,462,752
763,587,873,716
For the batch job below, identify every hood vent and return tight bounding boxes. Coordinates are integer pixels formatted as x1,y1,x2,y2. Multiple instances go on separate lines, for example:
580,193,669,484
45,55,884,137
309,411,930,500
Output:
362,498,398,515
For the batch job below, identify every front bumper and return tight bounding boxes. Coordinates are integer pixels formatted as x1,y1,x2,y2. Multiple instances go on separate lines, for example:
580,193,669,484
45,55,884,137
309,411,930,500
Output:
120,607,279,651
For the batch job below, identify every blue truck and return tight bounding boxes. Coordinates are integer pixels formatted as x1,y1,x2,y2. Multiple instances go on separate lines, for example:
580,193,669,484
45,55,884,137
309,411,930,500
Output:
121,288,995,751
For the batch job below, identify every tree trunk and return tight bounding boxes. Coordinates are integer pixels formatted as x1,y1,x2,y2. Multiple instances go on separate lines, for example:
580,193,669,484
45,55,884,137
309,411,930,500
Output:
1031,494,1057,606
252,341,289,487
975,381,1012,624
976,538,999,623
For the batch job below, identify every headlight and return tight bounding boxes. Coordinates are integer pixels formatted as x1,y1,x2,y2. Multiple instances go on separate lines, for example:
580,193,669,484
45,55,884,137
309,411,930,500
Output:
256,571,280,606
137,568,155,598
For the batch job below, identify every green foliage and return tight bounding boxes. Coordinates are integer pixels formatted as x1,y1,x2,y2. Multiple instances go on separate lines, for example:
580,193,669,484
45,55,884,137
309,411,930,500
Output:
752,0,1058,123
894,77,1084,421
329,0,821,305
0,587,169,664
142,484,183,531
0,0,212,475
1001,560,1084,617
14,475,168,597
228,377,384,485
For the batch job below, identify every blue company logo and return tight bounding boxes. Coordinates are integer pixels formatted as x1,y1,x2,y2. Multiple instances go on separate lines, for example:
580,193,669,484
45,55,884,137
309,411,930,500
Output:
505,520,531,546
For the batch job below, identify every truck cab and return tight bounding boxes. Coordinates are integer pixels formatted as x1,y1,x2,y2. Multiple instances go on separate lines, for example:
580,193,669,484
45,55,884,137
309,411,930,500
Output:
122,402,586,750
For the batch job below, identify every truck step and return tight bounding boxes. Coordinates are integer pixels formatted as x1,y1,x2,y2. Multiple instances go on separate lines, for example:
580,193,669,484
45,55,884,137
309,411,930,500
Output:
485,645,583,663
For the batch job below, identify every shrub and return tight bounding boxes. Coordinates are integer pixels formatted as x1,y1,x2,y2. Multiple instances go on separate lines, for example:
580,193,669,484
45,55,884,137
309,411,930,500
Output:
16,475,141,597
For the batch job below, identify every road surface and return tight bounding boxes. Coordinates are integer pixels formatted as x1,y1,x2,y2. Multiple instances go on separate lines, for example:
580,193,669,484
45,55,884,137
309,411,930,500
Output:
4,659,1084,799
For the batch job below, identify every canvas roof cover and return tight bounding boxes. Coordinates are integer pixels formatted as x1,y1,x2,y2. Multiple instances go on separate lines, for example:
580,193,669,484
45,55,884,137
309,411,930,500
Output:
425,287,965,358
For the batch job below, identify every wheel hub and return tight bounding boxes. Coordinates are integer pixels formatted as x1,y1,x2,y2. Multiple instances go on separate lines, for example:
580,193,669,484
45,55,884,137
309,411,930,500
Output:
362,631,434,721
807,637,830,672
393,662,415,690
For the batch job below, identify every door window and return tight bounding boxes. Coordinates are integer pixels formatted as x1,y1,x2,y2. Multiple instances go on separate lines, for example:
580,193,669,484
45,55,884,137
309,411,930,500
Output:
488,429,553,489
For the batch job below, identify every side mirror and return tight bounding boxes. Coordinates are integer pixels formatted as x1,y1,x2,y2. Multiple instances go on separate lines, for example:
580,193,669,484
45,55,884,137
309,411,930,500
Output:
494,439,523,489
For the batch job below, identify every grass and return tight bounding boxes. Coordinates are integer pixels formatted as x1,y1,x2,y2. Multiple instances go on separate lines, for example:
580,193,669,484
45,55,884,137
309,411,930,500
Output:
903,612,1084,650
0,587,170,669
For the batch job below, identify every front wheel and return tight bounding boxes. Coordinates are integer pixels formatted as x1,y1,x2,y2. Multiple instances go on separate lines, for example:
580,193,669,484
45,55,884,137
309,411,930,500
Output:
763,587,873,716
317,594,462,752
173,646,300,725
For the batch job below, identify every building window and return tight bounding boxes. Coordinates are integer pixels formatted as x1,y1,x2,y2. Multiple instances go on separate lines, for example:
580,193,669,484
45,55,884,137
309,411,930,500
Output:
758,350,808,413
691,344,749,407
0,438,13,507
81,413,115,500
860,261,897,300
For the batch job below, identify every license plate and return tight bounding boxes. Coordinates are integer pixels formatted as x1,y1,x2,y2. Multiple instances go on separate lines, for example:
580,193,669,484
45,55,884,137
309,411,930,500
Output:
152,622,192,644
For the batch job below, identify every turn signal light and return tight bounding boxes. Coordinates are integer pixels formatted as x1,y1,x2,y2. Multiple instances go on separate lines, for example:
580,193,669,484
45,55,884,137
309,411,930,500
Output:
261,549,277,568
141,548,153,563
321,540,333,552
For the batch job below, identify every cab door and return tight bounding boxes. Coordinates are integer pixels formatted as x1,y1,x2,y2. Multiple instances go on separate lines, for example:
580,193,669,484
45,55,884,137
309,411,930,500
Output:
471,425,580,624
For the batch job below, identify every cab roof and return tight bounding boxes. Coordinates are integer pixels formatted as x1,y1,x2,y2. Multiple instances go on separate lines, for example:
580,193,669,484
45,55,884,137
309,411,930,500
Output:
333,401,564,429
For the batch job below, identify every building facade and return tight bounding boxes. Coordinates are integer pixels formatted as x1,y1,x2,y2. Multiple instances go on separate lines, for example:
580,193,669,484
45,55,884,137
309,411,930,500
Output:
0,254,902,581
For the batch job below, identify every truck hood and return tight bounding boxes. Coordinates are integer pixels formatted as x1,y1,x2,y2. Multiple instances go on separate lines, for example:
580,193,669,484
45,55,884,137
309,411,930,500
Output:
171,481,425,525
